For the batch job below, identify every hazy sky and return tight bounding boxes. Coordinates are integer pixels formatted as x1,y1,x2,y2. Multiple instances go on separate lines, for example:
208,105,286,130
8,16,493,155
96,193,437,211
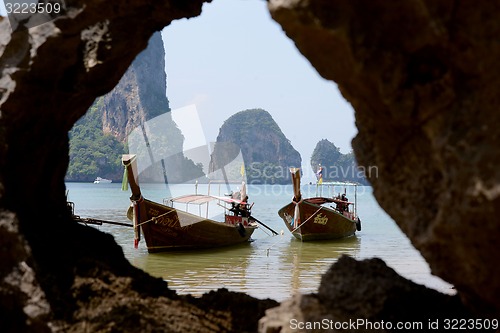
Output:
162,0,357,169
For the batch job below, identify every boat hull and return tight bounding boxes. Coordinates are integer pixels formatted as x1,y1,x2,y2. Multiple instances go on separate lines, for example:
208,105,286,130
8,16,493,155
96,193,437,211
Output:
278,200,356,241
138,199,256,252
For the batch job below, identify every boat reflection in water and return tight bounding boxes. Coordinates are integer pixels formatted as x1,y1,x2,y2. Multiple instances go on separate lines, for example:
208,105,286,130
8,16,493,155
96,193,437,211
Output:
133,242,255,296
132,234,360,301
253,235,361,299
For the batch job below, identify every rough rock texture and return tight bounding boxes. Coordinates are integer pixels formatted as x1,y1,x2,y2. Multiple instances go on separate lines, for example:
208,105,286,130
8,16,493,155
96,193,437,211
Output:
0,211,51,333
50,275,278,333
259,256,469,333
0,2,277,332
269,0,500,316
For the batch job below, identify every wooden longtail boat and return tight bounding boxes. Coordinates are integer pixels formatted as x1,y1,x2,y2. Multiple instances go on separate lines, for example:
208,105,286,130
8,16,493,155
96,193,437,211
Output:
278,168,361,241
122,154,258,252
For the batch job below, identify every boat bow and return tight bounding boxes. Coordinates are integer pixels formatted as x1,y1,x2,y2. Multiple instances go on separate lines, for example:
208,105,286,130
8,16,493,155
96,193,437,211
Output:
122,154,145,248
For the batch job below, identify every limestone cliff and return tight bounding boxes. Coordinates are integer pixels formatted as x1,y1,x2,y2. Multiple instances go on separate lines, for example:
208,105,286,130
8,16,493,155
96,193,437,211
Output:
67,32,202,183
100,32,171,142
311,139,368,184
210,109,301,184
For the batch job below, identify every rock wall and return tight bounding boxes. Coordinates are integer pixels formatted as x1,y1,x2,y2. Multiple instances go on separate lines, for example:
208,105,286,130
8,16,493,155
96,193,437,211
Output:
260,256,469,333
268,0,500,316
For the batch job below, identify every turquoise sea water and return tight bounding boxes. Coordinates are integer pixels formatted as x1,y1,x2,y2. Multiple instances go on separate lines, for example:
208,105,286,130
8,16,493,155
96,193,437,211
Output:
66,182,453,301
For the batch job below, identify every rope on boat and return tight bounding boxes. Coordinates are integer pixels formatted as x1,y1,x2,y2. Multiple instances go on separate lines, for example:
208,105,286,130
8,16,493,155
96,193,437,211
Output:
258,225,273,237
263,233,288,256
290,205,323,234
134,209,177,227
260,204,324,255
173,217,286,293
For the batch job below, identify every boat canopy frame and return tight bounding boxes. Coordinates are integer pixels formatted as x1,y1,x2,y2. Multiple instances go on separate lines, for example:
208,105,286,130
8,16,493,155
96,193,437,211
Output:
163,193,250,219
315,181,359,220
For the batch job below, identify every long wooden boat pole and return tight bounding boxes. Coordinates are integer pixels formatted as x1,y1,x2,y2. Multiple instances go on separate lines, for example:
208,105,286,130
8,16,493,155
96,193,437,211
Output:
250,216,279,236
76,217,133,228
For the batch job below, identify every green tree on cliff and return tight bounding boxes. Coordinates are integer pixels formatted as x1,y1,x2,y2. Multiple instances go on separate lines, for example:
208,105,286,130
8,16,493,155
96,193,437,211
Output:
67,99,126,182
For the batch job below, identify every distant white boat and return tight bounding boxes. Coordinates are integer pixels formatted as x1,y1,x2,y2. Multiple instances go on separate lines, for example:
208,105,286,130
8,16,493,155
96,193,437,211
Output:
94,177,112,184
